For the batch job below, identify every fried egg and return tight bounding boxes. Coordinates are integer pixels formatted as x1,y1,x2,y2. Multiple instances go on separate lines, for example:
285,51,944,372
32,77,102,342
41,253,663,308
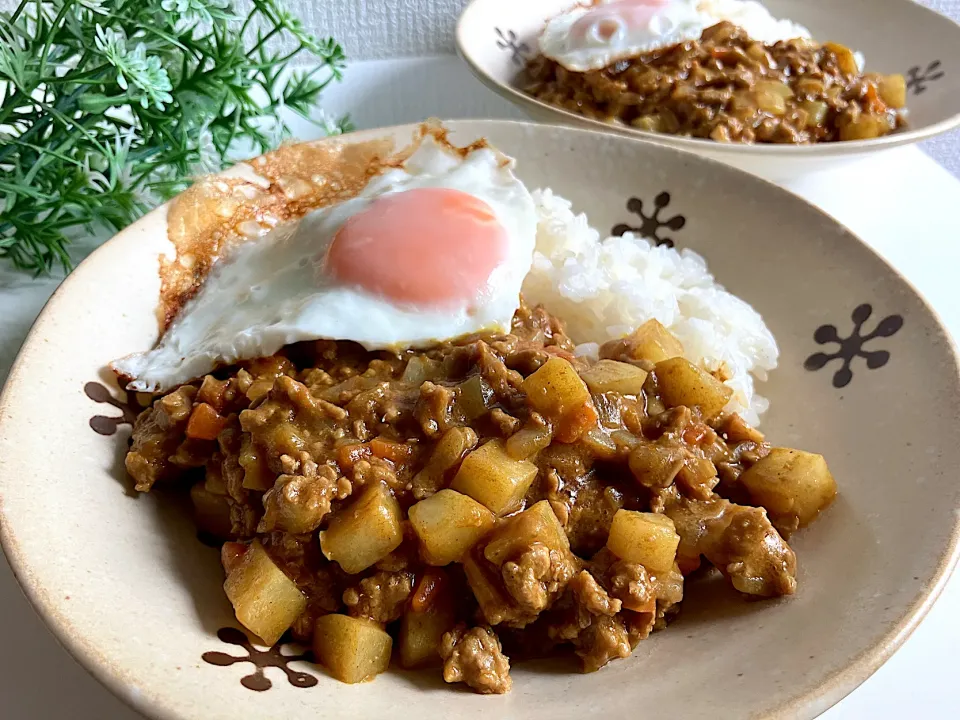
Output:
113,129,537,392
539,0,811,72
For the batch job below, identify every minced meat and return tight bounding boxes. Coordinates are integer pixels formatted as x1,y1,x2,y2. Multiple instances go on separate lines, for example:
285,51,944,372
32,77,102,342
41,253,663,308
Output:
126,298,825,693
525,22,907,144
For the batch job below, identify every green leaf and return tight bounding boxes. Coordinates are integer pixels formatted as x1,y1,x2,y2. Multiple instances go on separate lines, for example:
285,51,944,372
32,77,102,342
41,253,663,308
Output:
0,0,348,275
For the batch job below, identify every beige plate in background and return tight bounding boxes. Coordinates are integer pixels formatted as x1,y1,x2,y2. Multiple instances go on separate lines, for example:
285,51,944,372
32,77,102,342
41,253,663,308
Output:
1,120,959,719
456,0,960,180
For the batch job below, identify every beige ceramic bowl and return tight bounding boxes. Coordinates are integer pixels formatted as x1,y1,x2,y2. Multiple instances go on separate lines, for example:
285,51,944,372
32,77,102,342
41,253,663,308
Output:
456,0,960,180
1,120,959,720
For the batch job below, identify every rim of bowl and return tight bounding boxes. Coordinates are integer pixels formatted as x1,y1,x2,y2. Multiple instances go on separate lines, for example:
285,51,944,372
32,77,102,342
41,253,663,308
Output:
1,118,959,720
455,0,960,158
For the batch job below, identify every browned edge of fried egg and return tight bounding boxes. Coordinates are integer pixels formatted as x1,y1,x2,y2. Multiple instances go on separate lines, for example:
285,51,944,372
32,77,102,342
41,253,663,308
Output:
155,120,498,338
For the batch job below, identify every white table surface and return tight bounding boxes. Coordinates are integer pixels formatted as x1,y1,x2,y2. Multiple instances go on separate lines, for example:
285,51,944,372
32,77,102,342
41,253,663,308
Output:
2,57,959,719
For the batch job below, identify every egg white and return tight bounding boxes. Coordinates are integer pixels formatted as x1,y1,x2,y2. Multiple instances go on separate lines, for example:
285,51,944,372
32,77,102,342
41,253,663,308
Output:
540,0,812,73
540,1,707,72
113,136,537,392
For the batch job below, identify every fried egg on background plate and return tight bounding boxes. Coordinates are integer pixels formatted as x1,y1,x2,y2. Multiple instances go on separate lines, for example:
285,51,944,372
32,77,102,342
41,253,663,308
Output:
112,128,537,392
539,0,811,72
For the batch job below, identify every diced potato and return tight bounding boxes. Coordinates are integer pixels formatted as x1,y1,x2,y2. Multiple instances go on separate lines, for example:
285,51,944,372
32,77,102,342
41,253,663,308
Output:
411,427,479,498
399,607,456,668
267,422,306,457
239,437,272,491
825,42,859,75
628,442,684,488
505,423,552,459
720,414,765,444
581,426,618,459
484,500,570,566
190,482,232,538
739,448,837,529
731,89,758,113
581,360,648,395
399,570,457,668
462,551,513,626
839,115,889,141
878,74,907,109
755,88,787,116
755,80,792,116
245,378,274,404
185,402,228,440
522,357,591,421
606,510,680,572
319,482,403,573
795,77,825,96
623,319,684,363
426,427,478,476
631,114,662,132
204,463,228,496
654,357,732,419
313,614,392,683
676,456,719,500
450,439,538,515
756,79,794,99
801,100,829,128
520,357,599,443
409,489,496,565
223,540,306,646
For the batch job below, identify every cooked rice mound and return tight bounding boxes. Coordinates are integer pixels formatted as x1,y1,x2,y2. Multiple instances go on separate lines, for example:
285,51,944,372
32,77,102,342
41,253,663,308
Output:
523,189,778,425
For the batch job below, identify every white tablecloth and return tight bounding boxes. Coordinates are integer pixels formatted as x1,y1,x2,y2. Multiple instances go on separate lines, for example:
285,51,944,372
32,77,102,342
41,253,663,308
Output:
2,57,959,718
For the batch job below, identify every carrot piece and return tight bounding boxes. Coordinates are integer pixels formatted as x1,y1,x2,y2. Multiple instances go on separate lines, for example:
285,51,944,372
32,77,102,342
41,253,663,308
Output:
337,443,372,471
410,569,449,613
864,83,885,114
555,401,599,443
370,437,415,463
338,443,370,470
682,421,711,446
338,439,414,471
185,402,228,440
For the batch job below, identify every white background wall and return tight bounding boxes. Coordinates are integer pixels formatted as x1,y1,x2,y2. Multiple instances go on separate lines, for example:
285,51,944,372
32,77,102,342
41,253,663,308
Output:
300,0,960,176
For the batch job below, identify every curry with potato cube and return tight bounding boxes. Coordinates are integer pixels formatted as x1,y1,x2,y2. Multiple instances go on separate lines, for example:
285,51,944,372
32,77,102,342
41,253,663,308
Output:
525,22,908,145
126,301,836,694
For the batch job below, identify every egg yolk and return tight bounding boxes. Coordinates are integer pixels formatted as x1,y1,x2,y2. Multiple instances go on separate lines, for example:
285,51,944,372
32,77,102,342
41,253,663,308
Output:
570,0,669,44
325,187,509,308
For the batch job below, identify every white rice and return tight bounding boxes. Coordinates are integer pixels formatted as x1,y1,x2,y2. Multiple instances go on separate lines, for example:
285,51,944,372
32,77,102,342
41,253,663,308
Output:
697,1,866,71
696,0,811,45
522,189,778,426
